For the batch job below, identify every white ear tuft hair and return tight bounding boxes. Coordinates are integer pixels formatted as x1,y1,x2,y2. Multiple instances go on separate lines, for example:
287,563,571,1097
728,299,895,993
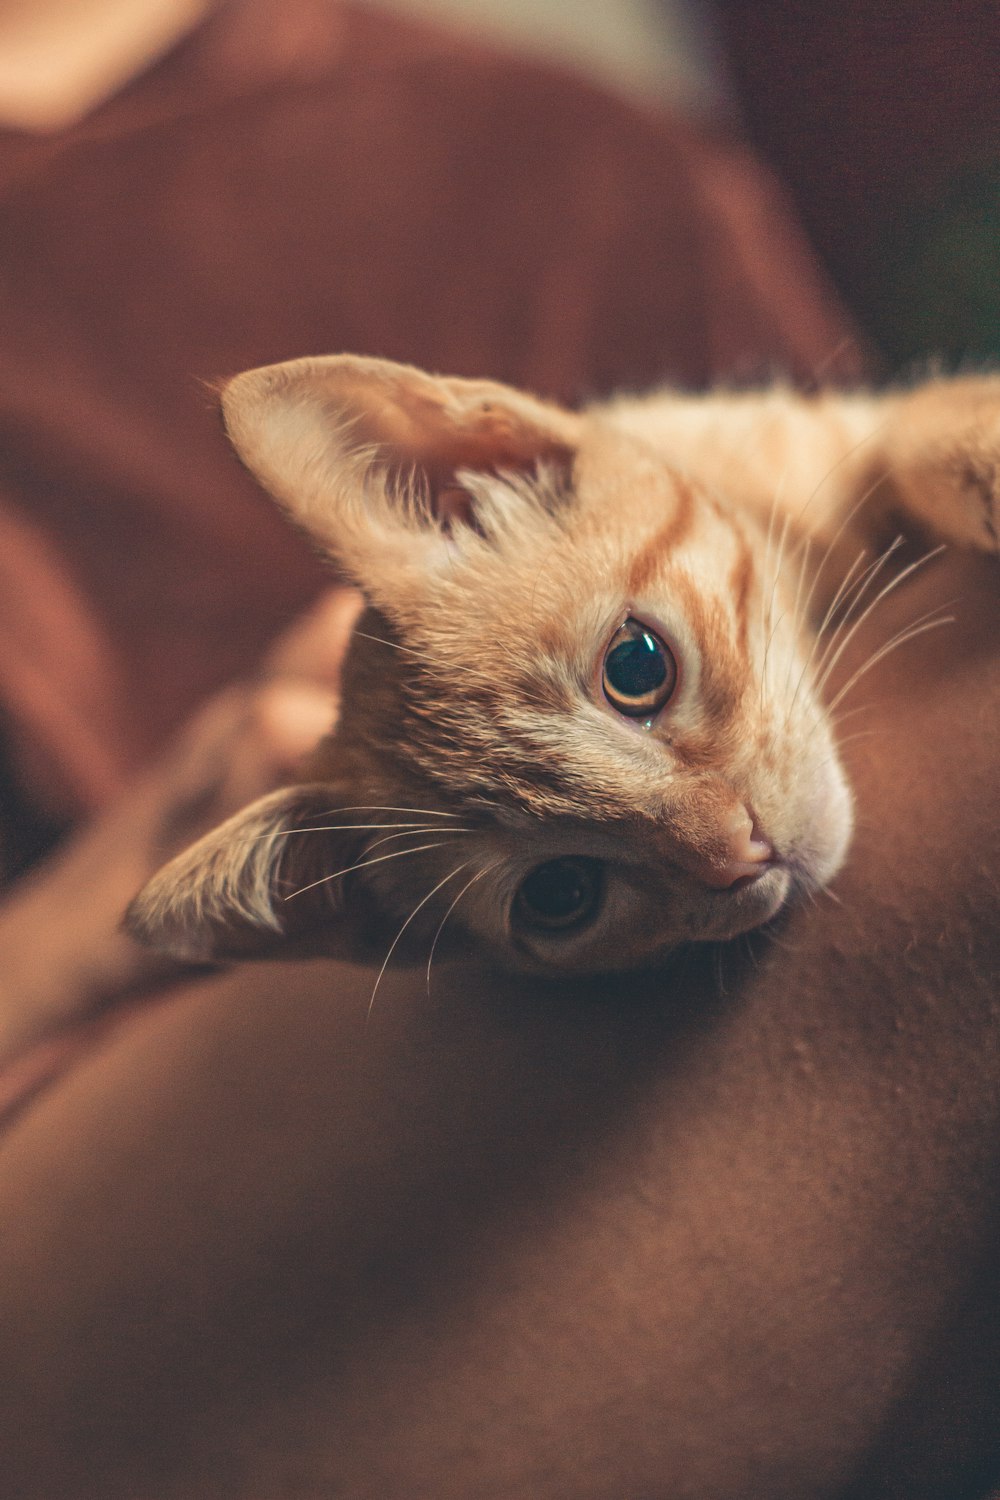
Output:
125,785,354,962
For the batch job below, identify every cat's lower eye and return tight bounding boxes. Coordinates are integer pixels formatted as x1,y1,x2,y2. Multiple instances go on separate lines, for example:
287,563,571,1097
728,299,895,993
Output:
514,857,603,932
603,619,677,717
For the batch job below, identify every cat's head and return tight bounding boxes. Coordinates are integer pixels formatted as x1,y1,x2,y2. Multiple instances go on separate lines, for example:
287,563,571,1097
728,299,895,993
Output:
127,356,852,974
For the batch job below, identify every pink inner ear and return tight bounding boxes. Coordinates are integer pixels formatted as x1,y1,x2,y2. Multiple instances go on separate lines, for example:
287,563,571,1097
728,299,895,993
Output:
368,385,574,479
422,418,574,477
383,412,575,527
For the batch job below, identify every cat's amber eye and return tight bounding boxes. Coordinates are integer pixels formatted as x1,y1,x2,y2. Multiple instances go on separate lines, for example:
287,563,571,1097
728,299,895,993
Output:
514,857,603,932
602,618,677,717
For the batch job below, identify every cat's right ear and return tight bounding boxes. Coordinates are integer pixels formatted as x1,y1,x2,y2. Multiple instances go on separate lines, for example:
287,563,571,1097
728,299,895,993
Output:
125,784,370,963
220,355,582,593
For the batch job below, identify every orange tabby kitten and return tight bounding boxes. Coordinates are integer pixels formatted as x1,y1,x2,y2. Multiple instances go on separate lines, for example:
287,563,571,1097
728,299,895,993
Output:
127,356,998,974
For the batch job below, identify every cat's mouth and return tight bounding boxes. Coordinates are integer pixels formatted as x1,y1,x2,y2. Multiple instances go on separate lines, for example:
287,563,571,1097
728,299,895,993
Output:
727,867,775,894
709,860,792,932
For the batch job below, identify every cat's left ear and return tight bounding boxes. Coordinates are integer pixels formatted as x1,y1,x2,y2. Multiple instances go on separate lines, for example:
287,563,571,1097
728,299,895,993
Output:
221,354,581,585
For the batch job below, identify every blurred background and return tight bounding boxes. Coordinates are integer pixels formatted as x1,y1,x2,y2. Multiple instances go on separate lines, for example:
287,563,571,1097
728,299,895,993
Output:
0,0,728,128
2,0,999,369
349,0,730,117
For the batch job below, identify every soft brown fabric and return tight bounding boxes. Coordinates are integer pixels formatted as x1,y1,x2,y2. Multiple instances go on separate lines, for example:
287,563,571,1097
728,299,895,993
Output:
0,0,861,869
0,551,995,1499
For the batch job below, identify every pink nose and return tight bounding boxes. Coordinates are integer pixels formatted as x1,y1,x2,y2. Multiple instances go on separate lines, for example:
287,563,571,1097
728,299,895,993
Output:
693,806,774,890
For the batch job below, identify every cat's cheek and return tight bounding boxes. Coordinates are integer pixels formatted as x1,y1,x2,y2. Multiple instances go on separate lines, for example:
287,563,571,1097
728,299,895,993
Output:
792,756,855,893
701,865,793,942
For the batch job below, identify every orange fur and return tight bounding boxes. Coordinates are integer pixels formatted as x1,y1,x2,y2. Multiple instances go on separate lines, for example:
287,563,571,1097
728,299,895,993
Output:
127,357,999,973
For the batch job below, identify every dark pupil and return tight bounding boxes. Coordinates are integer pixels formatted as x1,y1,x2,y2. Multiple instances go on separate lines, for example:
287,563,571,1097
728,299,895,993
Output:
605,633,667,698
517,858,600,927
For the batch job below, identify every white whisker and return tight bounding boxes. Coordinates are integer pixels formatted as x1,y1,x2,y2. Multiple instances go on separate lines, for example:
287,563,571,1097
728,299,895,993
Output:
425,859,500,995
363,826,472,854
814,548,947,698
759,607,786,715
831,702,874,730
780,545,866,730
795,465,894,641
767,432,896,729
367,862,473,1021
318,804,464,818
266,804,466,825
781,532,813,712
833,728,881,750
262,821,464,841
765,507,793,650
785,540,901,726
761,448,793,643
811,539,905,684
826,611,954,714
791,533,813,646
284,840,452,900
814,547,871,640
801,417,891,515
351,628,435,666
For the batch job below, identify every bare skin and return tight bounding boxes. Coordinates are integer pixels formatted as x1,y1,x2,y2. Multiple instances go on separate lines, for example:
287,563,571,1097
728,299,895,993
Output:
0,554,996,1499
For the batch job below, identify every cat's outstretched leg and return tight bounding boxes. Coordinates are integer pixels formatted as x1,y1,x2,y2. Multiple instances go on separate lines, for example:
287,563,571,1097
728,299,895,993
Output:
881,378,1000,556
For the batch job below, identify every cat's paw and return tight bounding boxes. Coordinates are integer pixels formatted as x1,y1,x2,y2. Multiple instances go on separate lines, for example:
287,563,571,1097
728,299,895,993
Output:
887,384,1000,559
949,448,1000,555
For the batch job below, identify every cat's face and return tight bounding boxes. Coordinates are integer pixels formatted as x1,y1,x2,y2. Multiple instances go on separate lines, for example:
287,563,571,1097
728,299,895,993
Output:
128,357,852,973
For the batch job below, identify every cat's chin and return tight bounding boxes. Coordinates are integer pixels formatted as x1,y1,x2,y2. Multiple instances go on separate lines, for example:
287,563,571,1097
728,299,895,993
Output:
706,862,793,941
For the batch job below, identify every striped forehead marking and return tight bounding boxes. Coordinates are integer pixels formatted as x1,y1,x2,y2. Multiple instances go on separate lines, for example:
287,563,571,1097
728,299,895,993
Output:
626,474,695,596
727,517,755,664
